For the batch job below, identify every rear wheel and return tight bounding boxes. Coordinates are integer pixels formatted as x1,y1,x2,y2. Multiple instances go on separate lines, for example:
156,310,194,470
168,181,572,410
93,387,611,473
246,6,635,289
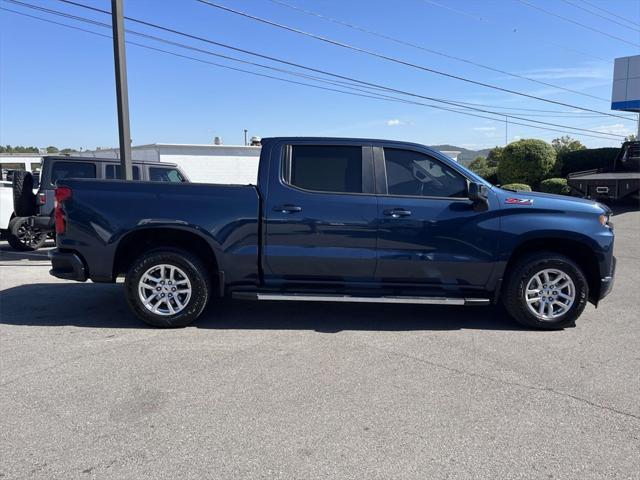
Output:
502,252,588,329
6,217,47,251
125,248,211,328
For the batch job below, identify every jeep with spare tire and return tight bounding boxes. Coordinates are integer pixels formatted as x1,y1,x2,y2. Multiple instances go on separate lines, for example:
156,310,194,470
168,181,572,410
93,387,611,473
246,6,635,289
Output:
9,156,189,251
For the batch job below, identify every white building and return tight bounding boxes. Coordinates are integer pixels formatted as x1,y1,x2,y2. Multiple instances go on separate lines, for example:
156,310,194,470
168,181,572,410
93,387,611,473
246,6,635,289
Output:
77,143,462,184
78,143,261,184
439,150,461,162
0,153,44,180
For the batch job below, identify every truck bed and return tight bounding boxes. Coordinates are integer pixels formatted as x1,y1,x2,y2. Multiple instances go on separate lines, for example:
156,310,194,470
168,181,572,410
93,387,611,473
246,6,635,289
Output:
568,171,640,180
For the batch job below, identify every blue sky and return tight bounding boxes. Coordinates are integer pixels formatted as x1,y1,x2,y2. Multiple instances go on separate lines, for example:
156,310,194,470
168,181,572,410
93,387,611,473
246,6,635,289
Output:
1,0,639,150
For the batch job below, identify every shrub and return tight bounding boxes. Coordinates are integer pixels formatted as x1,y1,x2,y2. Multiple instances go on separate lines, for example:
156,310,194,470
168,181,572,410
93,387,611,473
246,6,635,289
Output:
501,183,532,192
539,178,570,195
559,147,620,176
497,139,556,187
469,156,498,184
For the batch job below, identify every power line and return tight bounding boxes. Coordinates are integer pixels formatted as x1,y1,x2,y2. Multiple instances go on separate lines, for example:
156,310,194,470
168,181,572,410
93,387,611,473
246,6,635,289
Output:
514,0,640,47
420,0,609,62
560,0,640,33
579,0,640,29
266,0,609,102
192,0,632,121
1,6,624,143
48,0,631,137
10,0,629,140
10,0,622,120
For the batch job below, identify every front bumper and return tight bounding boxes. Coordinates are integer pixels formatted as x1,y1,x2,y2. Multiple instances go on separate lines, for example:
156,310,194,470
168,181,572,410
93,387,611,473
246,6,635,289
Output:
49,249,87,282
599,256,616,301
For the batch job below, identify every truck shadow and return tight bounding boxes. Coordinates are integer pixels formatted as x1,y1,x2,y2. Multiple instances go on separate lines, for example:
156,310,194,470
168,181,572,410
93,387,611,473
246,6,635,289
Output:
0,283,530,332
0,242,54,262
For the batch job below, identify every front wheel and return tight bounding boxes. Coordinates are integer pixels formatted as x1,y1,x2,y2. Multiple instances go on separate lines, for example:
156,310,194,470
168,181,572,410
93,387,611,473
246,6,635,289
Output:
6,217,47,251
125,248,211,328
502,252,588,329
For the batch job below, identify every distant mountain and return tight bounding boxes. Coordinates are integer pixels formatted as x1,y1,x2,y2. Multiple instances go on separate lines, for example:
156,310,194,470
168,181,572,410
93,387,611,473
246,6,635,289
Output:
430,144,495,167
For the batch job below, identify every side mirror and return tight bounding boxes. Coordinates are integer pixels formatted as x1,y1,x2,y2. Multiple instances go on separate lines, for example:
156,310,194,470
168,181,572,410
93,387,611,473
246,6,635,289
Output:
468,182,489,211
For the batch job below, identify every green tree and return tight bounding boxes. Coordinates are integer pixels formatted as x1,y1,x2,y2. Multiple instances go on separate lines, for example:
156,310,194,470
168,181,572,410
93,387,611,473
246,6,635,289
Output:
485,146,503,167
551,136,585,175
46,146,59,153
552,136,586,156
497,139,556,187
469,155,498,183
625,134,637,142
60,148,76,154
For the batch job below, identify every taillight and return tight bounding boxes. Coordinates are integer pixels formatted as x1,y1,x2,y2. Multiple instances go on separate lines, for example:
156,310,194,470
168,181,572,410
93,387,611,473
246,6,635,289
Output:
38,192,46,205
54,186,72,234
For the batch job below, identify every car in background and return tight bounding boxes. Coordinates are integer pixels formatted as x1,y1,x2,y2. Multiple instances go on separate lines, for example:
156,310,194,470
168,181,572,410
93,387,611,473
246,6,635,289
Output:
9,156,189,251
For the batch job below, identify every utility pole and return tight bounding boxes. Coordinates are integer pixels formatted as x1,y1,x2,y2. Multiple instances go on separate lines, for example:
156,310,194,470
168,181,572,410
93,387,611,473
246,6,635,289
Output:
244,129,248,146
111,0,133,180
504,116,508,146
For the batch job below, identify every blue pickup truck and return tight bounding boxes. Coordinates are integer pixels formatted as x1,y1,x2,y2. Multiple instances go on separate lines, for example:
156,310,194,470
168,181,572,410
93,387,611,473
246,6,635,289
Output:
49,137,615,329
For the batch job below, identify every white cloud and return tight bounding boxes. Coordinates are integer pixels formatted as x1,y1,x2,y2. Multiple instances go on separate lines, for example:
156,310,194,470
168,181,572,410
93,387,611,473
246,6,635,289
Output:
513,63,610,81
593,123,632,137
386,119,403,126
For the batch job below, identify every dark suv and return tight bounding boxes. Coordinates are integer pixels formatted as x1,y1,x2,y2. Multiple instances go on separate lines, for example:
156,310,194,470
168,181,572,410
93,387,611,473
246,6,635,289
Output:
9,156,189,251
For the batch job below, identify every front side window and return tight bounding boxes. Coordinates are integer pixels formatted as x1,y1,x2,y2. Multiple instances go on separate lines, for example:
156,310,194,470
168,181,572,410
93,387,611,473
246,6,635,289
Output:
106,164,140,180
149,167,186,183
383,148,467,198
284,145,364,193
50,162,96,185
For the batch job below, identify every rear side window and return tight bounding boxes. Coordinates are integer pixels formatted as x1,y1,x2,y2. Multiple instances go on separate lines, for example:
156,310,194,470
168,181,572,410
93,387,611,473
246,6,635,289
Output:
284,145,363,193
106,164,141,180
50,162,96,185
149,167,186,182
383,148,467,198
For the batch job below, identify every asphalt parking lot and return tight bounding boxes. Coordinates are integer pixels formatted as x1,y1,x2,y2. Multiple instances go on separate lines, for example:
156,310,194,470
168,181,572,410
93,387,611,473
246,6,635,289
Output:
1,207,639,479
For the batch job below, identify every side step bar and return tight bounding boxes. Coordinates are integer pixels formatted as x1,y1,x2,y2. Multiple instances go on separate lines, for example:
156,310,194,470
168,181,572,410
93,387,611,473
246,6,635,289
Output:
233,292,490,306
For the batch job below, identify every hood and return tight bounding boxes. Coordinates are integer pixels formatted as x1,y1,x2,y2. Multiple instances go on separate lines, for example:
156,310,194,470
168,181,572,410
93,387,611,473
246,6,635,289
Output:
494,187,610,214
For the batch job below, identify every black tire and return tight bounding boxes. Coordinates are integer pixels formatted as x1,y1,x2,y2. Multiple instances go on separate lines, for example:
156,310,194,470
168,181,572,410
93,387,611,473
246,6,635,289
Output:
6,217,47,251
12,171,37,217
125,248,211,328
502,251,588,330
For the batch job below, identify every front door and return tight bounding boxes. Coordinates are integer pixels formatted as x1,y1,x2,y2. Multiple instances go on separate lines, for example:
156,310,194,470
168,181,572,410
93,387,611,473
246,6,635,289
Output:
374,146,499,288
264,144,378,285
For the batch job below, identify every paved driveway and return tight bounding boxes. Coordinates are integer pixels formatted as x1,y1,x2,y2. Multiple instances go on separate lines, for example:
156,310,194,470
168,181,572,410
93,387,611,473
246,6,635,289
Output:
1,208,638,479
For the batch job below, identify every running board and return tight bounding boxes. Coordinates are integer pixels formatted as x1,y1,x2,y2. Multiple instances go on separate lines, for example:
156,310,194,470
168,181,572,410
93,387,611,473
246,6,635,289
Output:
233,292,490,306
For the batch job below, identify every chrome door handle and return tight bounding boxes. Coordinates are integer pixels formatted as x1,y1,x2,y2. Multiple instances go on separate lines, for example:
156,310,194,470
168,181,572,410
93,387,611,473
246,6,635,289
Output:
273,204,302,213
383,208,412,218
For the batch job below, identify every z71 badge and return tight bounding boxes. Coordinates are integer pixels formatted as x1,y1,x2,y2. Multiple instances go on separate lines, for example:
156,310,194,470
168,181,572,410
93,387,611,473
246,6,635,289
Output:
505,197,534,205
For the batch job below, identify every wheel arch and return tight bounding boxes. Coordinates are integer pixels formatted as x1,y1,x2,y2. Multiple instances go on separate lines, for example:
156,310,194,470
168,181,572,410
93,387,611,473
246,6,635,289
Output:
502,235,602,303
113,226,223,297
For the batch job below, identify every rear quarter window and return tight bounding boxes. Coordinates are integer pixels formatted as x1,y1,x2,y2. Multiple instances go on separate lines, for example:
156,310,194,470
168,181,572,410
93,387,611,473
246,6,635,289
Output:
149,167,186,182
50,162,96,185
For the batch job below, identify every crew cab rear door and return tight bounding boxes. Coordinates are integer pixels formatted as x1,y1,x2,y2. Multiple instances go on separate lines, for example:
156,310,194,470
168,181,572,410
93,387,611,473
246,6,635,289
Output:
263,142,378,284
373,145,499,288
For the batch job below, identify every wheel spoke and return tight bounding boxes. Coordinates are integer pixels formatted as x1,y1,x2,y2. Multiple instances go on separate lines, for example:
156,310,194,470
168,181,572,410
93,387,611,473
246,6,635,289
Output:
138,263,192,317
527,296,541,304
546,302,554,317
538,301,545,315
142,274,160,284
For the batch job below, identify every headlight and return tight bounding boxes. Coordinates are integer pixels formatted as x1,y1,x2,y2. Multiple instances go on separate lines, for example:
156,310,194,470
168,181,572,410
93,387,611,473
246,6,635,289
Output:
599,214,613,227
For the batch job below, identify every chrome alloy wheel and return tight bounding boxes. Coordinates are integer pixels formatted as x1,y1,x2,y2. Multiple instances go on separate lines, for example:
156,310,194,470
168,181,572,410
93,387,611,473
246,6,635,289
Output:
525,268,576,321
138,264,192,316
